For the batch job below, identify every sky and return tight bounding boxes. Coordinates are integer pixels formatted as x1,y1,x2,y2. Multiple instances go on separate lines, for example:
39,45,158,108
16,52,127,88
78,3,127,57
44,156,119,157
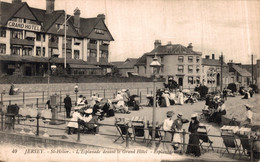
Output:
2,0,260,64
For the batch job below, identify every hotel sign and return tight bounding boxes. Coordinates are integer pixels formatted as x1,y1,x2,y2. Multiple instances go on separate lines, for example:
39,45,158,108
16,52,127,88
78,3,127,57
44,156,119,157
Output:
7,21,41,32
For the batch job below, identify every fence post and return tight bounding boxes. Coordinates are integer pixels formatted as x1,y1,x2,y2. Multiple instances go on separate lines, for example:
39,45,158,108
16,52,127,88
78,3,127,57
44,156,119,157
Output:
1,93,3,103
77,120,80,142
42,91,44,103
9,100,11,105
36,98,39,108
140,92,142,104
36,115,39,136
60,91,62,113
104,89,106,99
1,113,3,131
250,135,253,162
23,92,25,104
126,125,129,148
182,129,186,154
147,88,148,94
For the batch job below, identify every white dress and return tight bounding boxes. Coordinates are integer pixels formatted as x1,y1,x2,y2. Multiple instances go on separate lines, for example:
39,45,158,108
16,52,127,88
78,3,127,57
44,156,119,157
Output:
179,92,184,105
67,111,82,128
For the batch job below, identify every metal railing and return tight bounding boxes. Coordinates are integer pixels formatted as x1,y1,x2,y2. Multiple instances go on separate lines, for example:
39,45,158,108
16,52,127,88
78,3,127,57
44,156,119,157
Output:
0,113,259,161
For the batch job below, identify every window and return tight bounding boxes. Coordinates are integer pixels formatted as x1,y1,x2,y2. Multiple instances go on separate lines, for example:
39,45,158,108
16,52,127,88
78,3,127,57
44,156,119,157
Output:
90,49,97,57
89,39,97,44
137,66,139,73
95,29,104,34
11,47,21,55
196,76,200,84
12,30,23,39
36,47,45,56
49,35,58,43
196,65,200,73
178,56,183,62
0,44,6,54
102,41,110,46
188,76,193,84
188,56,193,63
196,56,200,63
160,56,164,63
87,49,90,57
0,28,6,37
22,47,33,56
100,50,108,58
74,50,80,59
188,65,193,73
178,65,184,73
144,66,146,73
36,33,45,42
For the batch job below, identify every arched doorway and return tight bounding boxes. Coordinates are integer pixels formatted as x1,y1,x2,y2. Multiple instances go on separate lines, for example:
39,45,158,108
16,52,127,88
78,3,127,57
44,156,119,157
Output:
217,73,220,86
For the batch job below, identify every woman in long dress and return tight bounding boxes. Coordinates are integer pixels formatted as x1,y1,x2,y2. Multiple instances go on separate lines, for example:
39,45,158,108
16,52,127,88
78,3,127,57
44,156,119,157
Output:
186,113,201,157
178,90,184,105
162,111,175,153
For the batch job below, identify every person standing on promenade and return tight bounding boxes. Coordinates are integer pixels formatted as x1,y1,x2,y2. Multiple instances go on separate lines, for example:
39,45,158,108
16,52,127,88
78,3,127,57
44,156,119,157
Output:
186,113,201,157
64,93,72,118
162,111,175,153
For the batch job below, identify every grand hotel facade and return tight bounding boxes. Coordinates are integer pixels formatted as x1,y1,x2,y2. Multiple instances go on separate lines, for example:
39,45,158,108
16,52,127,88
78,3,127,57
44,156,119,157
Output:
0,0,114,76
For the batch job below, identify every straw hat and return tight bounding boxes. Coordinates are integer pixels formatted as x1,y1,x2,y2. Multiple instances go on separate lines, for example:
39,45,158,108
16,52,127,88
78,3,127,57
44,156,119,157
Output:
166,111,174,117
84,109,93,114
245,104,253,110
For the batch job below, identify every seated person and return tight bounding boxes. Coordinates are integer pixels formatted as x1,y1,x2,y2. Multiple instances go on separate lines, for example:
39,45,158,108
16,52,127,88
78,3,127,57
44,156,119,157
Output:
81,109,99,134
209,99,226,124
67,107,83,135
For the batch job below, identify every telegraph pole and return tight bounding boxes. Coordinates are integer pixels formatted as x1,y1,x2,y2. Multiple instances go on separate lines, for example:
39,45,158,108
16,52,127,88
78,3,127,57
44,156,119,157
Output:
220,52,223,92
251,54,254,84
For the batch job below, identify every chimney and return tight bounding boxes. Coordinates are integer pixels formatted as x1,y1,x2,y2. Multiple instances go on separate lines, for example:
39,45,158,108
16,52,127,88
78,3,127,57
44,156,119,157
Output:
97,14,105,21
167,41,172,45
12,0,22,3
205,55,210,59
154,40,161,49
187,43,193,51
74,8,80,29
212,54,215,60
46,0,55,14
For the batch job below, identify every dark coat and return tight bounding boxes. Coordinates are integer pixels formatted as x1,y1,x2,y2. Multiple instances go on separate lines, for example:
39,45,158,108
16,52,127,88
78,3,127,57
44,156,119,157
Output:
186,119,201,157
64,96,72,108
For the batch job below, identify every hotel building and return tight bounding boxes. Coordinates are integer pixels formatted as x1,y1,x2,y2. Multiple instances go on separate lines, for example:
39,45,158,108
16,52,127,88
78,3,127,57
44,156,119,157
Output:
0,0,114,76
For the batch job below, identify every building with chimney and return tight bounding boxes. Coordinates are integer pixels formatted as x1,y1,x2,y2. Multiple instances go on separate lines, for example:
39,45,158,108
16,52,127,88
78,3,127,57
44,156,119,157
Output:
201,54,230,91
134,41,202,89
0,0,114,76
111,58,138,77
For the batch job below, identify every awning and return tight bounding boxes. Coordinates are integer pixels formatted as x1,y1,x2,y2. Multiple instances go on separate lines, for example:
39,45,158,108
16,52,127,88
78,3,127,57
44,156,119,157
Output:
25,31,35,38
69,64,100,69
207,77,212,81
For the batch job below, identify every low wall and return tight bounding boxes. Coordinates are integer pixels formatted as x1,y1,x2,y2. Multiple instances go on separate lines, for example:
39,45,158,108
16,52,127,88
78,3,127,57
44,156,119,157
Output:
0,131,113,149
0,82,164,93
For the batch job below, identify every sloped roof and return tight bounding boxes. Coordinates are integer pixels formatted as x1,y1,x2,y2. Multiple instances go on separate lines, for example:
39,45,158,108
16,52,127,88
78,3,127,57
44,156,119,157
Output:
135,54,147,66
232,64,251,77
111,58,138,69
148,44,201,56
202,58,228,66
0,1,113,40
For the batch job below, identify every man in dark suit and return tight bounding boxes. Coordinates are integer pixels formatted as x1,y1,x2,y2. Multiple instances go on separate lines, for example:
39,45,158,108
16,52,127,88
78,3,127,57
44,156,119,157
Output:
64,94,72,118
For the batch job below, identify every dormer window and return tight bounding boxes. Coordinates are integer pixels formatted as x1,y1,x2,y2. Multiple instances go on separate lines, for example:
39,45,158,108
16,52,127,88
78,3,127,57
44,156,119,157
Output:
95,29,104,35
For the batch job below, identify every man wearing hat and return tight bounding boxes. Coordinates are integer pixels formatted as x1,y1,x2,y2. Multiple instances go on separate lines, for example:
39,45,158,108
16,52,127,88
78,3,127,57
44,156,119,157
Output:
64,93,72,118
172,113,189,152
186,113,201,157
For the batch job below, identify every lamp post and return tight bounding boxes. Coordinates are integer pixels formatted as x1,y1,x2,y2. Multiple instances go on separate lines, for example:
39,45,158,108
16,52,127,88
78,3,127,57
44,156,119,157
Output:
149,54,161,148
47,57,56,103
74,84,79,105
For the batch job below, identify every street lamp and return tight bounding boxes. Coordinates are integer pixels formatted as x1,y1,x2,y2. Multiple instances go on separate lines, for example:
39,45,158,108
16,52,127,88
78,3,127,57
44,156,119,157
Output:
47,57,56,103
149,54,161,148
74,84,79,106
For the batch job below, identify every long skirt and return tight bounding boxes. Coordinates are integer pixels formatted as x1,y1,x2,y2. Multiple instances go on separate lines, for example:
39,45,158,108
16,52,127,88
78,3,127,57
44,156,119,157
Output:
186,133,201,157
161,131,174,153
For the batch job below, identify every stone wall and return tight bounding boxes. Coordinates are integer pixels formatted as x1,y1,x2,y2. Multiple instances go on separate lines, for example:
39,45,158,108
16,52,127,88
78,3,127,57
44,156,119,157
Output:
0,82,164,93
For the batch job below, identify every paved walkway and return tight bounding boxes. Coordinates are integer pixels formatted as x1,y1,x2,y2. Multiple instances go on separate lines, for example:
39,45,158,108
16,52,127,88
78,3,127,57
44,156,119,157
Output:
2,94,259,161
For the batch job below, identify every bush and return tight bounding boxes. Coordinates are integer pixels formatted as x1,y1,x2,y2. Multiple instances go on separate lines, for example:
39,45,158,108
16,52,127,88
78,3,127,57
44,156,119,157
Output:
249,84,258,93
227,83,237,93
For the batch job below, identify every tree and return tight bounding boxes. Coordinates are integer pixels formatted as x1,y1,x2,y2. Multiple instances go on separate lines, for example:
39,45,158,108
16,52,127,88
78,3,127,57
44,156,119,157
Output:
227,83,237,93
